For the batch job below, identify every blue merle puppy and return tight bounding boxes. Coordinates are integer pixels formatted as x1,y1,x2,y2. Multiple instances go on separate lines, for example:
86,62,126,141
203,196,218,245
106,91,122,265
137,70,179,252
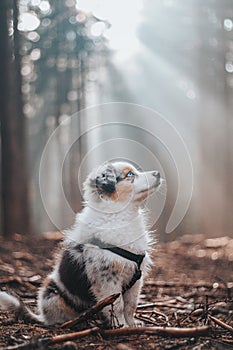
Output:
0,162,161,326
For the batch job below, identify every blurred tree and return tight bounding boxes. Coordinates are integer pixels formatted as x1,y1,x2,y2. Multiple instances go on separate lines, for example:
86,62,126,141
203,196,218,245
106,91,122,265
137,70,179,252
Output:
17,0,108,231
138,0,233,237
0,0,109,235
0,0,30,237
20,0,106,164
197,0,233,236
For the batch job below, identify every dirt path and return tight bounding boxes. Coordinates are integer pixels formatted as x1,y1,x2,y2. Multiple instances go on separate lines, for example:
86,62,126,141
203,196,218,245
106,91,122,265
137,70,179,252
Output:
0,233,232,349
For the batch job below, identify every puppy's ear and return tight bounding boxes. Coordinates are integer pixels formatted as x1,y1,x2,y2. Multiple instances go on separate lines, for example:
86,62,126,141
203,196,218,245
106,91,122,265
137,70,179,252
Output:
95,166,117,193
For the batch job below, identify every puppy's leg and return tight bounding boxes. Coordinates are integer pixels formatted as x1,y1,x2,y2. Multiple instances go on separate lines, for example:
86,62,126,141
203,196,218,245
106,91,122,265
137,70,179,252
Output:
101,292,126,327
38,278,78,325
92,286,126,327
123,280,142,327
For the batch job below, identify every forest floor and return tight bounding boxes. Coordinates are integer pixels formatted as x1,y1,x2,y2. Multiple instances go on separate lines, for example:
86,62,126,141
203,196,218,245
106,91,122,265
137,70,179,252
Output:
0,232,232,350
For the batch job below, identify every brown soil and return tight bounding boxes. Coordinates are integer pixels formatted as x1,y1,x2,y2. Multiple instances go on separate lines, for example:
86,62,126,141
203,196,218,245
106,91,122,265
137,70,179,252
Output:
0,232,232,350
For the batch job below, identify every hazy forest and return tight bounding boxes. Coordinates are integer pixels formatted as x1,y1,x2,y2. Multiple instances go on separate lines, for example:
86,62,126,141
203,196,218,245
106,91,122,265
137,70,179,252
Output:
0,1,233,349
1,0,233,239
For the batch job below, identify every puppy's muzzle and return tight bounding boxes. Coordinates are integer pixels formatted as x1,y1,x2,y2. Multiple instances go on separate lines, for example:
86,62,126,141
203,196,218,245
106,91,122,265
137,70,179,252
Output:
152,171,160,178
152,171,161,187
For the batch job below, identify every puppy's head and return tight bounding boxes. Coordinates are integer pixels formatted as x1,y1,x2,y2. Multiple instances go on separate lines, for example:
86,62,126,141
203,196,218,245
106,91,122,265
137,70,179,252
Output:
83,161,161,210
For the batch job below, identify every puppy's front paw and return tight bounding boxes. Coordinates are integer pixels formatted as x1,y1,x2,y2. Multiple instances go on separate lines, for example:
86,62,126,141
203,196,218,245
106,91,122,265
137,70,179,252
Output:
134,319,145,327
126,318,144,327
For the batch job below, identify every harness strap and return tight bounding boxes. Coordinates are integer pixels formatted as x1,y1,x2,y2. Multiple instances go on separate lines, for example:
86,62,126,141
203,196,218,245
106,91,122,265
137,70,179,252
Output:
89,238,145,294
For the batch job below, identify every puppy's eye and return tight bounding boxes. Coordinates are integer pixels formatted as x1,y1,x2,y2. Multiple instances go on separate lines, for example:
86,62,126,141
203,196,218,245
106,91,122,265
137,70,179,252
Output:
126,171,135,178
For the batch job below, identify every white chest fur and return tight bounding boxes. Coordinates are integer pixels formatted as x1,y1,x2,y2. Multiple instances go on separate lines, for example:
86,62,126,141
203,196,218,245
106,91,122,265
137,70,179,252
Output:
66,206,150,254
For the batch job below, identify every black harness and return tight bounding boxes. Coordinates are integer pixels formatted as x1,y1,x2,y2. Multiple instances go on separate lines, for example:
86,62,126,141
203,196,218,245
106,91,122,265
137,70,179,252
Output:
89,238,145,294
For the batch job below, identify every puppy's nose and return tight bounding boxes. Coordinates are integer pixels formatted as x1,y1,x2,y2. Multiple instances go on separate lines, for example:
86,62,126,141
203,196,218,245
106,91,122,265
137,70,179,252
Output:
152,171,160,178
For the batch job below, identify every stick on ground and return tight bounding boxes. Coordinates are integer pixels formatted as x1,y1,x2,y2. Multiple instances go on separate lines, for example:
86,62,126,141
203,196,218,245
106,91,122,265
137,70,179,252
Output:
209,315,233,334
60,293,120,328
2,326,211,350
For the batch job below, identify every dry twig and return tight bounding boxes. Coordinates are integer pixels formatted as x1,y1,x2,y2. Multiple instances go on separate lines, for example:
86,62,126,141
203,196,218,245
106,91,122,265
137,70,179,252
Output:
60,293,120,329
145,280,215,288
0,276,36,290
209,315,233,334
2,325,211,350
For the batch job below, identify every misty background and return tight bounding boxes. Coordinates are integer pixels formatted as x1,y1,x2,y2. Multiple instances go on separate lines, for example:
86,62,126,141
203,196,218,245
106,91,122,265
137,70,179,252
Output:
0,0,233,241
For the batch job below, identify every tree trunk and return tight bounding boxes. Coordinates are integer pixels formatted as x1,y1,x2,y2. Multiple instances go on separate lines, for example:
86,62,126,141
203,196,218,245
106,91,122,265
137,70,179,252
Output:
0,0,31,237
